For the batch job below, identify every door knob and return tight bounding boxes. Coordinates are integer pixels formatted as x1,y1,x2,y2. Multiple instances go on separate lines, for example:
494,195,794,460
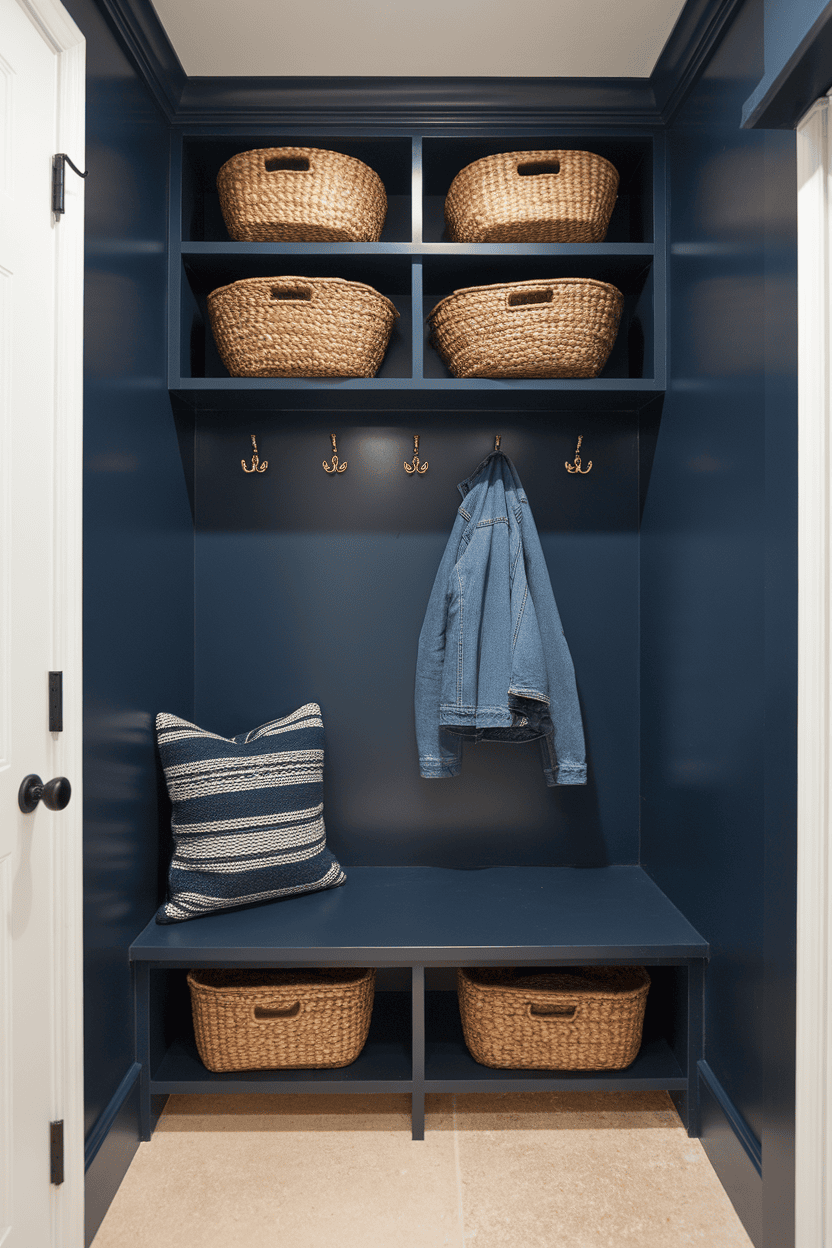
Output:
18,774,71,814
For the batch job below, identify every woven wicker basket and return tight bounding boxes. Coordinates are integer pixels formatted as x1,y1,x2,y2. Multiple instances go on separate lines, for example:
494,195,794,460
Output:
445,150,619,243
187,968,376,1072
457,966,650,1070
207,276,399,377
429,277,623,379
216,147,387,242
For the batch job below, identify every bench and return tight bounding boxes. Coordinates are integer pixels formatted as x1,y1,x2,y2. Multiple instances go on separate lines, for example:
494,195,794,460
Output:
130,864,709,1140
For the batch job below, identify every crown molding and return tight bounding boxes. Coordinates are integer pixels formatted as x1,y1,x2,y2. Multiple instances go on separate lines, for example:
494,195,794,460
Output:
90,0,737,128
174,76,661,128
93,0,185,120
651,0,747,123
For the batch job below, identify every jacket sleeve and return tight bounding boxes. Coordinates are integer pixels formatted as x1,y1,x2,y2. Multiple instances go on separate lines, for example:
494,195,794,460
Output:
522,511,587,786
414,519,465,778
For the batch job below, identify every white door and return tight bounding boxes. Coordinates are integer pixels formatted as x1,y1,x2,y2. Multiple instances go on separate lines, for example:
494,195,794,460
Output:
0,0,84,1244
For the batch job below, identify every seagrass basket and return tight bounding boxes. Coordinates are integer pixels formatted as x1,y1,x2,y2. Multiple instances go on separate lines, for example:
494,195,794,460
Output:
187,968,376,1072
444,150,619,243
207,276,399,377
217,147,387,242
457,966,650,1070
428,277,623,379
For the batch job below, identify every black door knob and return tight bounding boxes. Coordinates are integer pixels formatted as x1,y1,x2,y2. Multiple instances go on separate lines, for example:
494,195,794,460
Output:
18,774,72,814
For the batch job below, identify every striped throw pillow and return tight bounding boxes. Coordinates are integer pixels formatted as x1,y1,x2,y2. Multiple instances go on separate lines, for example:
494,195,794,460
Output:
155,704,345,923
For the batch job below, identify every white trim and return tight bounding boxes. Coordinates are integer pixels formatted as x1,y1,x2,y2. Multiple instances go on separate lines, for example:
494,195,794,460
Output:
51,33,84,1248
796,96,832,1248
15,0,84,54
14,0,86,1244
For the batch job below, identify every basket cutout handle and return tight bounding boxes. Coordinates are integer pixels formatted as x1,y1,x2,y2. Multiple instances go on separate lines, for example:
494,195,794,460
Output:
527,1003,578,1022
264,155,310,173
270,285,312,302
254,1002,301,1020
516,160,560,177
507,288,553,310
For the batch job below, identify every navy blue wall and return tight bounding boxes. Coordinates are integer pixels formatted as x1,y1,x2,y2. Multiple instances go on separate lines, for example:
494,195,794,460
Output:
62,0,193,1239
193,415,640,868
641,0,797,1243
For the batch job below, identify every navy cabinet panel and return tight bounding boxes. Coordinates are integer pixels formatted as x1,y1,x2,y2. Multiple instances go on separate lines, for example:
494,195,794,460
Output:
640,0,796,1242
193,419,640,867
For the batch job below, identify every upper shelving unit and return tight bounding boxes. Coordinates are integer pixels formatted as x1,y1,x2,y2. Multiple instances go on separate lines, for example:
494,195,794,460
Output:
168,129,665,409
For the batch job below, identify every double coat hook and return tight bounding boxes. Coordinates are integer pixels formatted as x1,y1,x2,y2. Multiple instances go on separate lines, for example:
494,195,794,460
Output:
404,435,428,474
323,433,347,474
566,435,591,474
242,434,267,473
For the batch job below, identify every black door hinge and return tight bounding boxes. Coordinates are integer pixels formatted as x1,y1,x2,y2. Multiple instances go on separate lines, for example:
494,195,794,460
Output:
50,1120,64,1186
49,672,63,732
52,154,87,216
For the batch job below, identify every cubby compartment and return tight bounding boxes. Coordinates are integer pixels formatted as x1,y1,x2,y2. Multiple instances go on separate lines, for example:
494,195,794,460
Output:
179,135,413,244
423,966,688,1092
422,254,654,380
421,135,654,244
179,253,414,380
143,967,414,1092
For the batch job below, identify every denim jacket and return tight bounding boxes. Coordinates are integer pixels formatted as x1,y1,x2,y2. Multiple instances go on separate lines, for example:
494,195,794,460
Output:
415,450,586,787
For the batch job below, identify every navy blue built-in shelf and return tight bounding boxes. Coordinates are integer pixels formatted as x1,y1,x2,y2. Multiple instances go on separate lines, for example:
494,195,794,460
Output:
150,127,682,1143
170,379,664,414
131,867,707,1140
168,129,666,404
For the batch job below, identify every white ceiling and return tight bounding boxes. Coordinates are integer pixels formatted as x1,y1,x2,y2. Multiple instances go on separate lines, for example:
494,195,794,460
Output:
149,0,688,79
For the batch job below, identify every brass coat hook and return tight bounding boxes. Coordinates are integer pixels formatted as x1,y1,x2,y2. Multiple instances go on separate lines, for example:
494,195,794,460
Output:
404,435,428,475
323,433,347,474
494,434,502,452
242,434,267,473
566,435,592,474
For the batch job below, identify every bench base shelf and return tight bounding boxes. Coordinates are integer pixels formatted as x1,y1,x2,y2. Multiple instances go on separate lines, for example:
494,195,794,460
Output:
130,866,707,1141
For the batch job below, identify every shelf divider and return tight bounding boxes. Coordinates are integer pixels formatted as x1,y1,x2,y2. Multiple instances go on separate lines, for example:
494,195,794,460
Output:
412,966,425,1140
411,262,423,382
412,136,423,245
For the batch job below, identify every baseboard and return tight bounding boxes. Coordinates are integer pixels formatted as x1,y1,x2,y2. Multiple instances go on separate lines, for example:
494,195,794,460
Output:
84,1063,142,1247
698,1060,763,1248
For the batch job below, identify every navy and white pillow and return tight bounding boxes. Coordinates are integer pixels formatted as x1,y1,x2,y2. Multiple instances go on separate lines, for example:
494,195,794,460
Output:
155,704,345,923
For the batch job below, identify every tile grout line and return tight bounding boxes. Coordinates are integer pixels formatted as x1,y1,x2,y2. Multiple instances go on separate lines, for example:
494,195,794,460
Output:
452,1094,468,1246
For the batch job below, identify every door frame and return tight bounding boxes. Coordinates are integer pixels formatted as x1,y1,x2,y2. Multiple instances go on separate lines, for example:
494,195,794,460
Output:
11,0,86,1242
795,94,832,1248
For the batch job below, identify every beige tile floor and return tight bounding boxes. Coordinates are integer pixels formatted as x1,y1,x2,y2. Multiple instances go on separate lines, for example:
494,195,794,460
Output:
91,1090,754,1248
